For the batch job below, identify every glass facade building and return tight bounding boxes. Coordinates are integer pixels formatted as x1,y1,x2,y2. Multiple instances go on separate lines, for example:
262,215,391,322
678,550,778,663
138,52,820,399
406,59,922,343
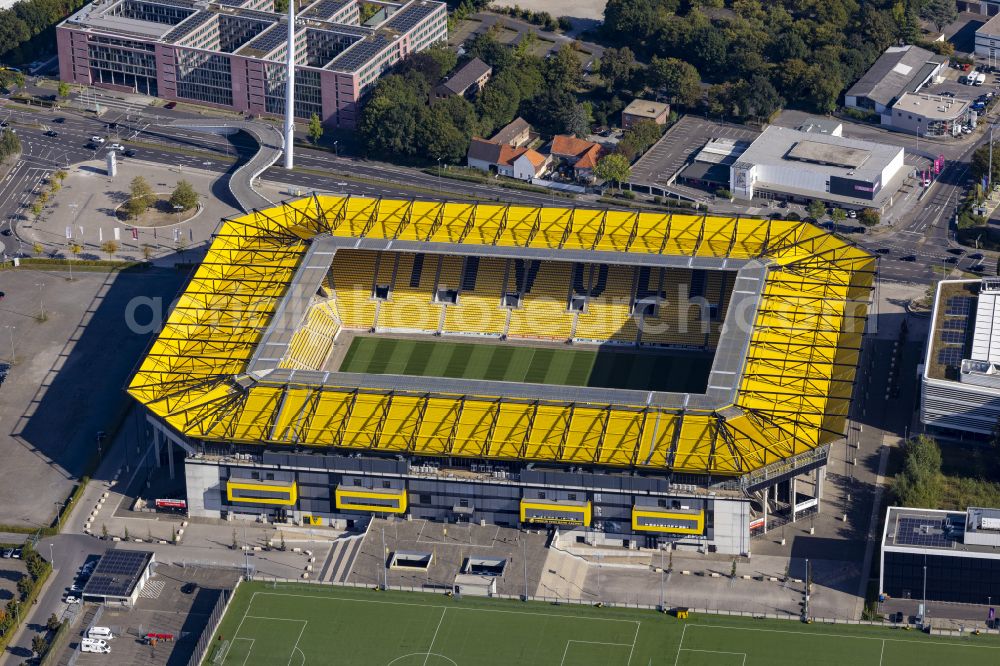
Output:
57,0,448,128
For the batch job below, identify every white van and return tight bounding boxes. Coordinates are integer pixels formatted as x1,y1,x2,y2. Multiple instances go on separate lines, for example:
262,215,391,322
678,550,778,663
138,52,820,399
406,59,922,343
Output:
87,627,114,640
81,638,110,654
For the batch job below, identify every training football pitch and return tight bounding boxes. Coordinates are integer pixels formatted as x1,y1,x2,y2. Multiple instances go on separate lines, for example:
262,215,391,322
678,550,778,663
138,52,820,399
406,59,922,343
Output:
205,583,1000,666
338,336,713,393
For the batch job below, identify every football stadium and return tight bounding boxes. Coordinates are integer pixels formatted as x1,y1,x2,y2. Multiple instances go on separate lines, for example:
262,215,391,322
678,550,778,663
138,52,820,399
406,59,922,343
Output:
129,196,874,554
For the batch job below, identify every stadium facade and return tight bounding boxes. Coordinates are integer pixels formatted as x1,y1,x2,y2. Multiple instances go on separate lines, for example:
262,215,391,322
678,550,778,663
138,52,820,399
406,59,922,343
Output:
130,197,875,556
56,0,447,128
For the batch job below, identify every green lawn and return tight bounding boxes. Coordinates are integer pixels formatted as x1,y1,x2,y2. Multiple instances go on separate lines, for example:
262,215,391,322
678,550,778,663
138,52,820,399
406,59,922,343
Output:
337,336,712,392
205,583,1000,666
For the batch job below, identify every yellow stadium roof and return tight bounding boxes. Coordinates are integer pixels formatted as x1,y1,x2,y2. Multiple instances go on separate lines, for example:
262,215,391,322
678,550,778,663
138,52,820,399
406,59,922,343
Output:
128,196,875,477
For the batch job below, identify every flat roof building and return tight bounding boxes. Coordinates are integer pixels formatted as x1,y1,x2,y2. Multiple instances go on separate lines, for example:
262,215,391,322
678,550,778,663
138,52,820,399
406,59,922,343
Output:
885,93,972,138
56,0,448,128
81,549,155,608
975,12,1000,63
621,98,669,129
921,278,1000,435
730,125,905,209
881,506,1000,607
845,45,946,115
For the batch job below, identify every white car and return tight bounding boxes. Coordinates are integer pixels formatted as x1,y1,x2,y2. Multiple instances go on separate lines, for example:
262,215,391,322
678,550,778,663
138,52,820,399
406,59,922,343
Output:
90,136,105,144
65,595,80,604
109,143,124,152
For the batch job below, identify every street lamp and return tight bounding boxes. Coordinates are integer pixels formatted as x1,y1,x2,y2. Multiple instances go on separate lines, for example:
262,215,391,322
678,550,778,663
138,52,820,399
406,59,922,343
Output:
34,282,45,319
437,158,442,195
49,543,54,569
3,325,13,364
332,140,338,157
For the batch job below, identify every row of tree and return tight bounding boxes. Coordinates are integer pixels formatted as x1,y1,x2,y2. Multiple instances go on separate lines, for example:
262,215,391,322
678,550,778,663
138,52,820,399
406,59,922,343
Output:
0,128,20,163
599,0,958,117
0,0,90,62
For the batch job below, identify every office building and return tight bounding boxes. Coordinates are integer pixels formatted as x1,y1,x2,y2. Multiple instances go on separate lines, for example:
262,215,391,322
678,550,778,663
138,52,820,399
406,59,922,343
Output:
56,0,447,127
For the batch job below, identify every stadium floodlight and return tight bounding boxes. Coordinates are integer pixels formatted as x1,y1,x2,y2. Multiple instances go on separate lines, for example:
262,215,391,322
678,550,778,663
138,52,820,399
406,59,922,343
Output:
283,0,295,169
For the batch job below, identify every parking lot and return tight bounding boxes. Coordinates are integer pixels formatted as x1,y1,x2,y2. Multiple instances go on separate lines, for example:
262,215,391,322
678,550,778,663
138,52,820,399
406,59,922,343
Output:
68,563,240,666
628,115,760,191
0,549,28,608
0,268,186,530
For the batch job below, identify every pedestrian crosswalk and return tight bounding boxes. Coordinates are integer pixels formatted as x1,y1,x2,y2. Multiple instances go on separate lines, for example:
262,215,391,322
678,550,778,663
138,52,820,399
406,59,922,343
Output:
139,579,165,600
318,536,363,583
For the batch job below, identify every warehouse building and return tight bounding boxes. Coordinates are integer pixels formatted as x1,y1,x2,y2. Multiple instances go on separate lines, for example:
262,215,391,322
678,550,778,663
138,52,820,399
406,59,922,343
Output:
130,196,874,557
921,278,1000,436
56,0,447,128
845,44,946,115
730,125,906,210
880,506,1000,607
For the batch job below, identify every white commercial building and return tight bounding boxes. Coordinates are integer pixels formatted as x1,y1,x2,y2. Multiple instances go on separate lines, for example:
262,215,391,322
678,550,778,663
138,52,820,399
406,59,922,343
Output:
886,93,972,138
922,278,1000,435
730,126,905,209
976,13,1000,64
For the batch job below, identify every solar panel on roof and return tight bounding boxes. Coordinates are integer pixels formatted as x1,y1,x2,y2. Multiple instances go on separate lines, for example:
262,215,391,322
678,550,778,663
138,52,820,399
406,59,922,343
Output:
82,550,153,598
245,24,287,53
329,33,391,71
942,319,966,330
946,296,973,316
941,331,965,344
384,3,436,32
937,348,963,366
896,516,957,548
164,10,214,42
303,0,351,19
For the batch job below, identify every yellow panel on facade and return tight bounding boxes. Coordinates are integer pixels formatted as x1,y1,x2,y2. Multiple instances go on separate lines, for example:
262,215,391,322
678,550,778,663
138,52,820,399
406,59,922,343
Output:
631,507,704,534
335,486,407,514
226,479,297,505
520,499,592,526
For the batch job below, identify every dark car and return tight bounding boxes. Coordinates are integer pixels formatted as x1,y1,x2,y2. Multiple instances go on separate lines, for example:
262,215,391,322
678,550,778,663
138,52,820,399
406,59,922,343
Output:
43,130,57,137
0,291,5,300
123,149,136,157
971,263,987,273
875,248,891,255
52,117,64,123
944,256,959,264
941,91,956,98
1,229,11,236
899,255,917,262
106,122,117,130
181,582,198,594
85,142,97,150
970,252,984,260
164,101,176,109
947,248,965,255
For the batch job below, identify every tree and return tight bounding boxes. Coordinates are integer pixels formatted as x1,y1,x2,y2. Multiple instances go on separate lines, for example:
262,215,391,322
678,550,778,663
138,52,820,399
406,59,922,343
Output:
57,81,70,99
921,0,958,31
127,176,155,219
971,142,1000,186
32,242,43,256
598,46,637,93
807,200,827,221
31,634,47,658
169,180,198,211
16,575,31,600
892,435,943,508
46,614,60,632
647,57,701,107
595,153,632,188
859,208,880,226
398,44,458,85
280,531,286,551
100,240,119,260
142,244,155,262
67,242,82,280
308,113,323,144
124,525,130,541
617,119,663,161
101,523,108,540
831,208,846,224
53,170,67,182
545,44,583,93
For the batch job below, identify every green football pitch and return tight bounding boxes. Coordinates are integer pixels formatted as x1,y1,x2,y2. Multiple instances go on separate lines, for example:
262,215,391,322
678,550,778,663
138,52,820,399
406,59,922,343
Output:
338,336,713,393
205,582,1000,666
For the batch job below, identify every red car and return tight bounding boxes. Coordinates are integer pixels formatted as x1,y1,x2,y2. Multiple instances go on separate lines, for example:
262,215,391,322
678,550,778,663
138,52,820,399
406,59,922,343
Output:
164,102,176,109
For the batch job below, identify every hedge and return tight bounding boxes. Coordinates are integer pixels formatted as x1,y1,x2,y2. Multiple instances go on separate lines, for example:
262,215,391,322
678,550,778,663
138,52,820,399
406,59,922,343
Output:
0,561,51,656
